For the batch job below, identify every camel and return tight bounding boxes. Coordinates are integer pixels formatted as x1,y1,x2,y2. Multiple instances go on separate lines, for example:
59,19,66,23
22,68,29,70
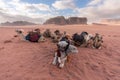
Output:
15,29,26,41
72,31,94,47
52,41,78,68
92,33,103,49
15,29,45,42
51,30,64,43
43,29,52,38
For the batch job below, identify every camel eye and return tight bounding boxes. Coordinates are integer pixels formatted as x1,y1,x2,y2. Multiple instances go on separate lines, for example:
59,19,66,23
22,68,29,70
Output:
63,47,66,49
73,48,76,50
57,44,60,47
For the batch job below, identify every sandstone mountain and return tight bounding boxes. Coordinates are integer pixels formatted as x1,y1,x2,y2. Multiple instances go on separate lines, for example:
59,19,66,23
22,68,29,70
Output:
0,21,36,26
67,17,87,24
101,19,120,25
44,16,87,25
43,16,67,25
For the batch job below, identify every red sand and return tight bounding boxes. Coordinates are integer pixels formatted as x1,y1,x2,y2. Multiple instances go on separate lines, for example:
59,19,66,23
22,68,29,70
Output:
0,24,120,80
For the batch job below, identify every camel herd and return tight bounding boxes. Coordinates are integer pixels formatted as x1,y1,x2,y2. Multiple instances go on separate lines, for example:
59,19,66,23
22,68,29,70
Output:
15,28,103,68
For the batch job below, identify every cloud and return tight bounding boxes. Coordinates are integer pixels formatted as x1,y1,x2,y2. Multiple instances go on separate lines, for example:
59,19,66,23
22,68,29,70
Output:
0,0,120,24
12,0,20,2
52,0,76,10
0,0,53,24
9,1,51,12
88,0,102,6
0,11,46,24
75,0,120,23
16,3,50,12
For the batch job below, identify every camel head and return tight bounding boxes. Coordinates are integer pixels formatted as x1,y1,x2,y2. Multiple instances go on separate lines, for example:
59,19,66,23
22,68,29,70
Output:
15,29,24,34
57,41,78,53
57,41,68,52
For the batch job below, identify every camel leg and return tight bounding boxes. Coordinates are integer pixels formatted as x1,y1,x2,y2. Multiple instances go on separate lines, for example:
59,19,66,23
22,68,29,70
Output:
52,53,58,65
17,33,26,41
59,57,67,68
52,57,57,65
38,36,46,42
98,46,101,49
20,34,26,40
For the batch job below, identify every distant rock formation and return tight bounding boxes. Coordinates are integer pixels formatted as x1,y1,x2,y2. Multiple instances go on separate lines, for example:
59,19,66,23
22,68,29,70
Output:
66,17,87,24
92,23,107,26
0,21,36,26
101,19,120,24
44,16,67,25
44,16,87,25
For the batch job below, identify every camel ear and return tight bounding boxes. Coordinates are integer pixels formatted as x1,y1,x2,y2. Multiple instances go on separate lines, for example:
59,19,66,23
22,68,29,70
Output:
57,43,59,47
102,36,103,39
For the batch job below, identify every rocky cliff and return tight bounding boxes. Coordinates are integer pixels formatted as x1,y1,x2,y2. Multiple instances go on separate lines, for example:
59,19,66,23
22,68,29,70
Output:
43,16,67,25
66,17,87,24
44,16,87,25
101,19,120,24
0,21,36,26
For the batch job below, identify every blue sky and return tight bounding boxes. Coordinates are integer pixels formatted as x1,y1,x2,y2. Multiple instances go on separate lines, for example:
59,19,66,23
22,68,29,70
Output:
0,0,120,24
21,0,90,16
21,0,90,8
21,0,55,5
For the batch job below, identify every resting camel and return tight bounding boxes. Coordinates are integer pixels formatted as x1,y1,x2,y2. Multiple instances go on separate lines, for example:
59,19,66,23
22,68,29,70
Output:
72,31,94,47
43,29,52,38
15,29,26,41
51,30,64,43
52,41,78,68
15,29,45,42
92,33,103,49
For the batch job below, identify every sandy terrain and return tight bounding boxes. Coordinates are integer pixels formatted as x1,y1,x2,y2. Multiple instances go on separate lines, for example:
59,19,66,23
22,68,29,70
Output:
0,24,120,80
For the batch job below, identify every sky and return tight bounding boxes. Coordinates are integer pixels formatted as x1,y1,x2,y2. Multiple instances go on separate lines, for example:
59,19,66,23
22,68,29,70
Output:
0,0,120,24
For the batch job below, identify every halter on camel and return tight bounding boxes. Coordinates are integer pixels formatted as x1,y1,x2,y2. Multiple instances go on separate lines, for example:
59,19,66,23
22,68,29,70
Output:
52,40,79,68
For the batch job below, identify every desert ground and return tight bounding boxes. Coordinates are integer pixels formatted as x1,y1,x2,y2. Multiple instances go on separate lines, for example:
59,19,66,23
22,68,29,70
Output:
0,24,120,80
